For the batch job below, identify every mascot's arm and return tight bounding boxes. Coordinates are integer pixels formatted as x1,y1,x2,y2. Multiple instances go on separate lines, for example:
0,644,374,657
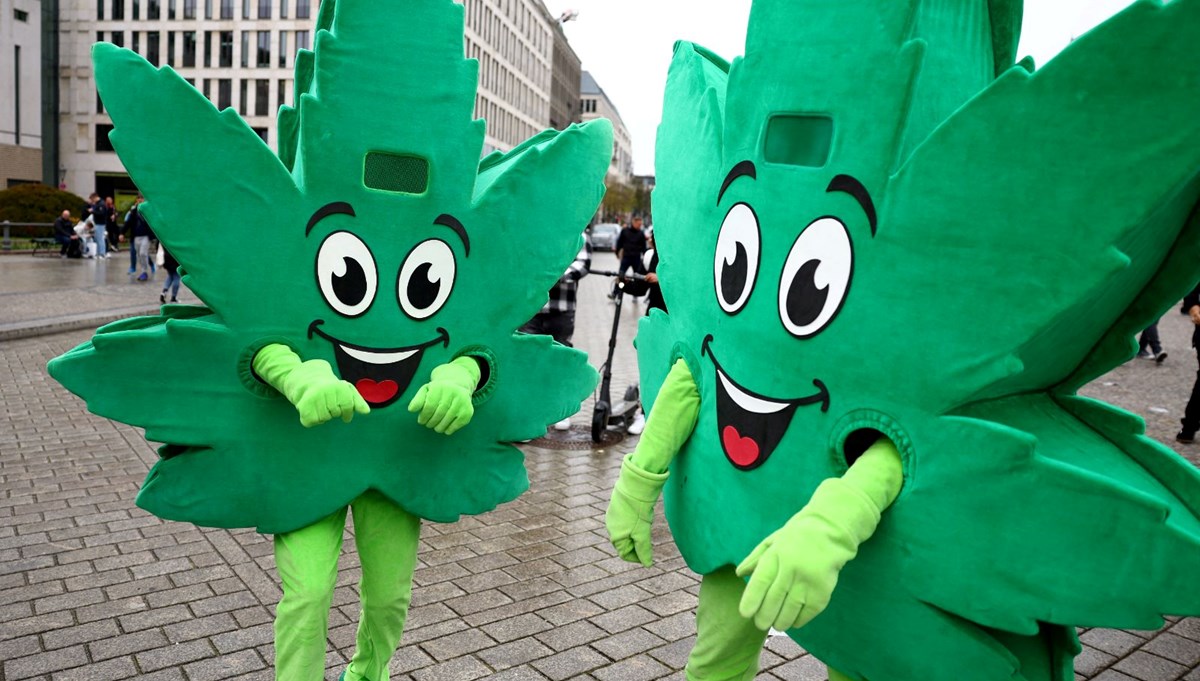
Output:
736,438,903,631
407,356,483,435
606,359,701,566
252,343,370,428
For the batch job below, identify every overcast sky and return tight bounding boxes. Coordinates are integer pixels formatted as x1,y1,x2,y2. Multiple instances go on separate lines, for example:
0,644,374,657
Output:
543,0,1133,176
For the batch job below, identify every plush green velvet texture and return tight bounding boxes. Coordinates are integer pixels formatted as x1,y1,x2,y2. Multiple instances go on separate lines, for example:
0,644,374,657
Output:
48,0,610,534
639,0,1200,678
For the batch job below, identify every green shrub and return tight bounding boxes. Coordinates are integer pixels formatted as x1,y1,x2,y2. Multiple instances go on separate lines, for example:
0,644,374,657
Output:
0,184,89,237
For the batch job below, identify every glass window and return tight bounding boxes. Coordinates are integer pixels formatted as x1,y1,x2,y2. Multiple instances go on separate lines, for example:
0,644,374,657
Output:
257,31,270,68
218,78,232,109
204,0,211,19
258,0,270,19
252,127,268,143
243,0,251,19
295,30,310,54
255,79,269,116
295,0,309,19
147,31,160,66
132,0,140,20
182,31,196,67
167,31,175,66
149,0,160,19
240,31,249,67
220,0,233,19
183,0,195,19
168,0,176,19
219,31,233,68
110,31,124,47
203,78,210,100
96,85,104,114
112,0,125,20
278,31,287,67
239,79,248,115
98,1,104,20
132,31,140,54
279,0,287,18
96,124,116,152
203,31,212,67
277,78,287,108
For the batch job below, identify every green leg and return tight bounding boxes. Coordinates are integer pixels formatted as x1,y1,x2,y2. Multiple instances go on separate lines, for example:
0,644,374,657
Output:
827,668,855,681
686,566,770,681
274,505,349,681
343,490,422,681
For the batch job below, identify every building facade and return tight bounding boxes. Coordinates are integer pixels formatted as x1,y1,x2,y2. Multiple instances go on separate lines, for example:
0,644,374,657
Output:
54,0,565,201
580,70,632,183
546,14,579,131
0,0,44,187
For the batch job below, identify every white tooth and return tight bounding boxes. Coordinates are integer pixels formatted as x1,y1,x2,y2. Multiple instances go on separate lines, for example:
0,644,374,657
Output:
717,369,790,414
341,345,419,365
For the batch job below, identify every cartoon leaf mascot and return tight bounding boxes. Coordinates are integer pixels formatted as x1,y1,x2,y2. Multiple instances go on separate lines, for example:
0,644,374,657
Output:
47,0,612,678
606,0,1200,679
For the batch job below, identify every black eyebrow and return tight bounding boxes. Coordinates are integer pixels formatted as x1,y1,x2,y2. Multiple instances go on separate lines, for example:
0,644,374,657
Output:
434,214,470,256
306,201,356,236
717,161,757,205
826,174,877,236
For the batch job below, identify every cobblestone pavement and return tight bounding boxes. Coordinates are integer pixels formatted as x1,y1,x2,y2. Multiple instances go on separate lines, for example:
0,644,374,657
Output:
3,252,1200,680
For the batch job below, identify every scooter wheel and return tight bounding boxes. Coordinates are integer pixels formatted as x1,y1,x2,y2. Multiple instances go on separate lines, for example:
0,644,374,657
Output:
592,403,611,443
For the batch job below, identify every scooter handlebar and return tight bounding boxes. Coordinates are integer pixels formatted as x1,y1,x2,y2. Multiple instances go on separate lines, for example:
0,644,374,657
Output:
591,270,648,282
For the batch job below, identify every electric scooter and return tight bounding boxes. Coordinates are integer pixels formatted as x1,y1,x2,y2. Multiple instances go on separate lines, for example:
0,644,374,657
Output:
589,270,646,442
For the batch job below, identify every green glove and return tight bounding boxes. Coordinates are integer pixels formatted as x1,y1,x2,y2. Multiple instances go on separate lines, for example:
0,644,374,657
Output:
252,343,370,428
605,358,701,567
736,438,903,631
407,356,481,435
606,453,670,567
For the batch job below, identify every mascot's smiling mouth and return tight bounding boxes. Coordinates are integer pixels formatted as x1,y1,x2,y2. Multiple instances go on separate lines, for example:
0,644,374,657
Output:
701,334,829,470
308,320,450,408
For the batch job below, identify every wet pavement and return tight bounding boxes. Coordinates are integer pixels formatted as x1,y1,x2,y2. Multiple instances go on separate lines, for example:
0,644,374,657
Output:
2,249,1200,680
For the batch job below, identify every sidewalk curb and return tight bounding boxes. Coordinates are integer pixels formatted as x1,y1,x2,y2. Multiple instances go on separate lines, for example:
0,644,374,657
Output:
0,305,161,342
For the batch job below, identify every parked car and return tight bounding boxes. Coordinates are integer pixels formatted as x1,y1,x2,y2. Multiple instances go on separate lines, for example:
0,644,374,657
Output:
590,223,621,251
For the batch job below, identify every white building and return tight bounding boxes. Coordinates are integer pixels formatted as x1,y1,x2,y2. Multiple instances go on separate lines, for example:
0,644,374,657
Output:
55,0,562,201
0,0,43,187
580,70,632,183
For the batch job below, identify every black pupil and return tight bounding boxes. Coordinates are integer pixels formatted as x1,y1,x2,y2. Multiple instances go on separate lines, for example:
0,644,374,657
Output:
786,259,828,327
332,257,368,306
720,242,749,304
407,262,441,310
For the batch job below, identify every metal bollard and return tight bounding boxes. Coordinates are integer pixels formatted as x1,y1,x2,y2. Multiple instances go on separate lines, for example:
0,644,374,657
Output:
1,220,11,251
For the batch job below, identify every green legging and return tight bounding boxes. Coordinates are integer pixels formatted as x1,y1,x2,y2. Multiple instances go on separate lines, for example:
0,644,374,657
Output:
687,566,853,681
273,490,421,681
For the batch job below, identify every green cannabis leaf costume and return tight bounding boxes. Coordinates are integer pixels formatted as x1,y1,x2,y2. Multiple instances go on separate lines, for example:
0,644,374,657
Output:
623,0,1200,679
47,0,611,678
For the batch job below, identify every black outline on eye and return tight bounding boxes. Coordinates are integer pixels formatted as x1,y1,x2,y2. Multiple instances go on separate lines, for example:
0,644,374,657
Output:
314,230,378,319
396,238,457,322
714,202,762,316
777,215,854,339
433,214,470,257
718,161,757,205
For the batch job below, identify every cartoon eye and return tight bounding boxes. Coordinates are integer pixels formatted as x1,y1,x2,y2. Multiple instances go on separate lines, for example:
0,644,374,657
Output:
316,231,377,318
778,217,853,337
398,239,457,320
714,203,761,314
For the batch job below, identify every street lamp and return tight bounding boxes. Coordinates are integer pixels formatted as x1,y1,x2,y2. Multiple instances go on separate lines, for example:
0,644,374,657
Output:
58,165,67,190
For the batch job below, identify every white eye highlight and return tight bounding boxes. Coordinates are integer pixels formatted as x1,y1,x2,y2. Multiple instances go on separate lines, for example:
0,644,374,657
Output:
713,203,761,314
316,231,377,318
778,217,853,337
398,239,457,320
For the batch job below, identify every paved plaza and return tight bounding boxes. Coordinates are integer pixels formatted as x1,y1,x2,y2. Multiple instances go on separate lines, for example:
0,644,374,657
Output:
2,252,1200,680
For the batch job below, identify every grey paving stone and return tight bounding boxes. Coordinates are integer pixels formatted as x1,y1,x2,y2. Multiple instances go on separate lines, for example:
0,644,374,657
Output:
4,645,88,680
135,639,217,672
476,637,555,670
479,613,555,643
184,649,267,681
419,628,496,662
1084,628,1152,658
1113,651,1188,681
591,627,667,661
1145,633,1200,667
591,654,672,681
89,628,170,661
50,655,137,681
411,655,492,681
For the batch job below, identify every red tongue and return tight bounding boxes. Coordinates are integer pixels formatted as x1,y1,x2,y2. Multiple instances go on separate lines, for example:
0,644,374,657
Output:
722,425,761,467
355,379,399,405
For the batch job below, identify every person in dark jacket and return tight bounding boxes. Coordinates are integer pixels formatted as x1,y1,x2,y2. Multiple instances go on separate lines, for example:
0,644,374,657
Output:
124,195,157,281
85,193,111,259
53,210,79,258
1178,283,1200,442
614,216,648,279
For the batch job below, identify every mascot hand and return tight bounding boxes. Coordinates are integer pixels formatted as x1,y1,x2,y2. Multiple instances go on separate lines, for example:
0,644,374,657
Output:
407,356,480,435
606,454,669,567
252,344,369,427
736,477,884,631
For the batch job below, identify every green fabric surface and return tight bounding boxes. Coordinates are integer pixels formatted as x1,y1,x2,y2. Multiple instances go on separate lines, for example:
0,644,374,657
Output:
47,0,609,533
640,0,1200,678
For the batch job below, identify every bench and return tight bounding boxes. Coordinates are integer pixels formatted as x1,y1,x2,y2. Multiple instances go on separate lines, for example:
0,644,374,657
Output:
31,238,58,256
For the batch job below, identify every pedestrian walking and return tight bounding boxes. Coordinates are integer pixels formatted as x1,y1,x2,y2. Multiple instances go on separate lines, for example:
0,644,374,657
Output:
1177,284,1200,443
124,195,156,281
1138,319,1168,364
85,193,111,259
159,244,181,303
615,216,648,281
